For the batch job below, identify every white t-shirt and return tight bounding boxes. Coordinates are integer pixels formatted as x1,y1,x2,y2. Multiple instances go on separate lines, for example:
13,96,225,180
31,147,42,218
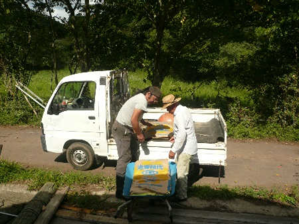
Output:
116,93,147,127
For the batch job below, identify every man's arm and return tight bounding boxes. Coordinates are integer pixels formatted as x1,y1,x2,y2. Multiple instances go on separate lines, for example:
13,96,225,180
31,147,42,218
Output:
131,109,145,142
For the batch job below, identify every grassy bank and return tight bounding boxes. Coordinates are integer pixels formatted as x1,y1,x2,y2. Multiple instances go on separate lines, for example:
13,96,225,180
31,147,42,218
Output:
189,185,299,207
130,70,299,141
0,69,70,126
0,159,114,191
1,69,299,141
1,160,298,208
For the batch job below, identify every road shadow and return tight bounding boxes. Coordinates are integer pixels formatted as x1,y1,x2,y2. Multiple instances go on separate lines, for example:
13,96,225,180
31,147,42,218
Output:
94,156,117,170
60,191,299,223
188,164,225,187
54,153,224,178
2,190,299,224
0,183,55,224
54,153,117,171
54,151,67,163
0,202,25,224
201,165,225,177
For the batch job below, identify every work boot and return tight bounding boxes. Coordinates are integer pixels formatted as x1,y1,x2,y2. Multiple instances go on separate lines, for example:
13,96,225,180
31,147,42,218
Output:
116,175,125,200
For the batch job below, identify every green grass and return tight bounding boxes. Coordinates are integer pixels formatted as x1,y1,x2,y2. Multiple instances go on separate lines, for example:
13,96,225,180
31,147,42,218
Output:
0,69,70,125
227,121,299,141
0,159,114,191
189,185,299,207
1,69,251,110
1,68,299,141
28,68,70,102
129,70,251,108
1,159,298,209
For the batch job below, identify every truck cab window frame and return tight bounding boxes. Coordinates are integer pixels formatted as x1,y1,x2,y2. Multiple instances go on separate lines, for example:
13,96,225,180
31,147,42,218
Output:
48,81,96,115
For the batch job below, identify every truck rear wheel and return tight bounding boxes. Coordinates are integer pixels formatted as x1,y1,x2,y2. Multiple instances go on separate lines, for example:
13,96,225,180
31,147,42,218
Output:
66,142,95,171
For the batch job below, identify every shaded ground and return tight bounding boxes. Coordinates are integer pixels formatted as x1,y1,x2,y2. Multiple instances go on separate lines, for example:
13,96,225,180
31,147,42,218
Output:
1,184,299,224
0,126,298,188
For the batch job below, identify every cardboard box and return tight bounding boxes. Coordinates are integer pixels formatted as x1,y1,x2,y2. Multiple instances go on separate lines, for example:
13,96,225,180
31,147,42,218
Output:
130,159,170,196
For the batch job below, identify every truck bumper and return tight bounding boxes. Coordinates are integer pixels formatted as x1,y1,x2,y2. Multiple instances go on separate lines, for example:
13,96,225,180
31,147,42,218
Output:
40,135,47,152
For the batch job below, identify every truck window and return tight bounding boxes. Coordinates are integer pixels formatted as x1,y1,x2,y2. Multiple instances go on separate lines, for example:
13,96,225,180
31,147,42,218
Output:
48,81,96,114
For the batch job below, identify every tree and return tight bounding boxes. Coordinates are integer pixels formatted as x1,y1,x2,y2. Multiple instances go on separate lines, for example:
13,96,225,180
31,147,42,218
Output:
33,0,66,88
53,0,93,73
0,0,34,95
90,0,238,87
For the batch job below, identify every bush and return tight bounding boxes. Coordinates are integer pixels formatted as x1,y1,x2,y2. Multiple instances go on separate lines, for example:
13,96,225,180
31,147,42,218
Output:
1,69,299,141
0,97,42,125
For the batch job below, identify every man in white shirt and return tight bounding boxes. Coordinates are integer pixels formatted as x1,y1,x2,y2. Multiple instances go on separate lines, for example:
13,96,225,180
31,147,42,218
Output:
113,86,162,199
162,94,197,201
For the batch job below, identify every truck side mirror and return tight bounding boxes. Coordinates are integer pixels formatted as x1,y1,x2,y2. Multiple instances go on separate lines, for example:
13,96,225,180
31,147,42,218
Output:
48,103,60,115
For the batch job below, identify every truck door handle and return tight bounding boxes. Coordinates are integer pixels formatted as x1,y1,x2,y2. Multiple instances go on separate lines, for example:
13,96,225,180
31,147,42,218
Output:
88,116,95,120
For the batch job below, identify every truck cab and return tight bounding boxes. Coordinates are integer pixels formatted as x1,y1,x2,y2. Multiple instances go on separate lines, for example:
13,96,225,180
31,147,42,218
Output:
41,70,227,173
41,70,129,170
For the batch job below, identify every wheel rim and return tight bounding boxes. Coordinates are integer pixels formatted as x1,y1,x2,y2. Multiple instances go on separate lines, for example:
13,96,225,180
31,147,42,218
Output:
72,149,87,166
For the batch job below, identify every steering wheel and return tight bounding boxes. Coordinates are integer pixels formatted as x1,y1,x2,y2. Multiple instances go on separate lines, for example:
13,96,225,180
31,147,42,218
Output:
72,97,93,109
71,98,83,108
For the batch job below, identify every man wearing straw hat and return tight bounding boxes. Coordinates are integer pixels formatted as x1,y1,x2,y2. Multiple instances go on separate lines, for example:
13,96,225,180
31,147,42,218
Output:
162,94,197,202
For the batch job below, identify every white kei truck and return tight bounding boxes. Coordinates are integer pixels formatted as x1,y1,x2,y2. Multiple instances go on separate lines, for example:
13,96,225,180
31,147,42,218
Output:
41,70,227,179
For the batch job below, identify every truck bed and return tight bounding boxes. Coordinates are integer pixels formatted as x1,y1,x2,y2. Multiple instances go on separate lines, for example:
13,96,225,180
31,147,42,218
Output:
194,118,224,143
107,108,227,166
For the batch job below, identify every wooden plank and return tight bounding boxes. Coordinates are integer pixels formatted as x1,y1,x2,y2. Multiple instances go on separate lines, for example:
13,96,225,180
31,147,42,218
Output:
12,182,56,224
34,186,69,224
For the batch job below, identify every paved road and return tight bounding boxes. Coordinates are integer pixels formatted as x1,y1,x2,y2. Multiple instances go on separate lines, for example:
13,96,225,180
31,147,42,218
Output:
1,126,299,188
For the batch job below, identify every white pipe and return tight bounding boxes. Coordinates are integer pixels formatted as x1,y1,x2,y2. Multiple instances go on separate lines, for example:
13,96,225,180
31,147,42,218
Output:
15,84,46,109
17,82,44,103
0,211,18,217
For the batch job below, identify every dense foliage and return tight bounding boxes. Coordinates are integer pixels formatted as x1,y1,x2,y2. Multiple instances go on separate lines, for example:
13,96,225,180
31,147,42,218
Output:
0,0,298,140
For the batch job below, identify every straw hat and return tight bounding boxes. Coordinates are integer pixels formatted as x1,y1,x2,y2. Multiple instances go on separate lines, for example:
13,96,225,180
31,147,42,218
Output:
162,94,181,109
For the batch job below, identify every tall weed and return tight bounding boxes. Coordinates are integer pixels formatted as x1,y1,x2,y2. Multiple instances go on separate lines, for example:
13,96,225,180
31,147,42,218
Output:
0,69,70,125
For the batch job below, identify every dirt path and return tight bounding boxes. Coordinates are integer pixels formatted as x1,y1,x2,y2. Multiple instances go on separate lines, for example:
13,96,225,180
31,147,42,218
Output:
0,126,299,188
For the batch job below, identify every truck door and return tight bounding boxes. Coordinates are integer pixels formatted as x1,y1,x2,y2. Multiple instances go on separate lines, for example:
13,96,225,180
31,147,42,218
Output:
108,71,130,136
107,71,130,158
44,81,99,152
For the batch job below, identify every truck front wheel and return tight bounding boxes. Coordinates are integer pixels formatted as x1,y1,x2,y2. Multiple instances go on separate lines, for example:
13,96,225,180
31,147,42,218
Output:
66,142,95,171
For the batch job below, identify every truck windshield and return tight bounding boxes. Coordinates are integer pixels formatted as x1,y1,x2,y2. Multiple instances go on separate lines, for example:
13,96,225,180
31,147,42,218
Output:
48,81,96,115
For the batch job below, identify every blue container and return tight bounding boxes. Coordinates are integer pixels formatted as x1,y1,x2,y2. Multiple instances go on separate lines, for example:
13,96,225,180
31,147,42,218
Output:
123,161,177,197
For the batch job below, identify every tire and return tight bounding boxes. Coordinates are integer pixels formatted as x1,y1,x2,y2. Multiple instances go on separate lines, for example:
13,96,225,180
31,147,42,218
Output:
66,142,95,171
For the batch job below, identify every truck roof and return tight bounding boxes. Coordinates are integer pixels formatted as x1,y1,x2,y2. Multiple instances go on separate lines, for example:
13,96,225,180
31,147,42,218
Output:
60,71,112,83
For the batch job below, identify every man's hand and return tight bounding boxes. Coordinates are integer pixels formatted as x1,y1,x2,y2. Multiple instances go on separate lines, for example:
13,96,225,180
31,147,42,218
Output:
169,136,175,143
168,150,175,159
137,133,145,143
